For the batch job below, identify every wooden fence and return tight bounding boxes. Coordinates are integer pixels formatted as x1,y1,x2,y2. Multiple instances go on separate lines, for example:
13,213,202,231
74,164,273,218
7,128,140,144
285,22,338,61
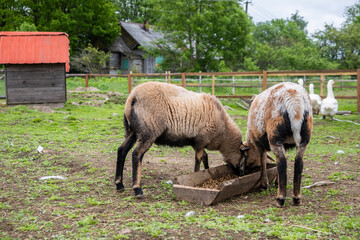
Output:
67,69,360,113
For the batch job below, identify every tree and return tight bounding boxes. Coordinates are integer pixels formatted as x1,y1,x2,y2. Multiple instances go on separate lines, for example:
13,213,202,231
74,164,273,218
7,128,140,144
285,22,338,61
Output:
71,44,109,74
16,22,37,32
112,0,156,23
145,0,250,72
0,0,120,54
0,0,27,30
314,1,360,69
248,12,338,70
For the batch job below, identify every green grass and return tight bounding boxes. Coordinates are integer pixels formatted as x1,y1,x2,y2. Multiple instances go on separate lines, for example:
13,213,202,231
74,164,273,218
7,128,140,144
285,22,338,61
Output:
0,77,359,239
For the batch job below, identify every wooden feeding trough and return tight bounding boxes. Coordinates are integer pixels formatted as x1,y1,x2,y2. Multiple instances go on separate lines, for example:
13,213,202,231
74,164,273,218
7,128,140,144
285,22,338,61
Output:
173,163,277,205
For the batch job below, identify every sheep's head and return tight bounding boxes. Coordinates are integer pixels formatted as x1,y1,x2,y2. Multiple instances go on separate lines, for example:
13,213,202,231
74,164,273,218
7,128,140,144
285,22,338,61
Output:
243,141,261,170
225,142,249,176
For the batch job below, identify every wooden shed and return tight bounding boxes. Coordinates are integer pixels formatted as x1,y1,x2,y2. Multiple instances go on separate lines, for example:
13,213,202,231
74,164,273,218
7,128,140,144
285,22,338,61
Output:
0,32,69,105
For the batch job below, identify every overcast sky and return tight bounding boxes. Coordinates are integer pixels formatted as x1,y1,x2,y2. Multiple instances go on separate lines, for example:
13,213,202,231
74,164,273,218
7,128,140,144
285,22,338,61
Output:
247,0,359,34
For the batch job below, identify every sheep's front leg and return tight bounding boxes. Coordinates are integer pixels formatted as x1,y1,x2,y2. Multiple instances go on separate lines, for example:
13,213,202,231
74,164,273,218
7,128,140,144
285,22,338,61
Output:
194,149,208,172
259,152,269,190
293,145,307,206
271,145,287,208
132,140,152,198
115,133,136,191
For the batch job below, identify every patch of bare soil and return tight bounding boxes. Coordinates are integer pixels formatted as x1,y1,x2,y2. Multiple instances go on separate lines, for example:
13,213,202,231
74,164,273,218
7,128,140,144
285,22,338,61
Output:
69,86,101,92
69,91,127,107
2,140,359,239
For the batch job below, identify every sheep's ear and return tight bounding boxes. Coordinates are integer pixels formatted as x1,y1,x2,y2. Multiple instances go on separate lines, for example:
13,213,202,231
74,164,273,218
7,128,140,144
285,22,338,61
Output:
240,144,250,152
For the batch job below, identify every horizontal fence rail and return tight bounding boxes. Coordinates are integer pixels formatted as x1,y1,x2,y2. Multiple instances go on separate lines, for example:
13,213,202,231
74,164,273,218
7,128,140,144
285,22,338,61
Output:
66,69,360,113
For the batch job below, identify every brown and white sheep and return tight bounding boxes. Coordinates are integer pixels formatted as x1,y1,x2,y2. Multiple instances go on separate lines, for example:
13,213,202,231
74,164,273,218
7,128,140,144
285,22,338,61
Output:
115,81,248,198
245,82,313,207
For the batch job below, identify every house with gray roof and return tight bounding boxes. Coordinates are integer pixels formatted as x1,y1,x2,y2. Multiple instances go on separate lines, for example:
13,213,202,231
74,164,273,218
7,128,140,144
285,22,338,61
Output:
109,21,164,74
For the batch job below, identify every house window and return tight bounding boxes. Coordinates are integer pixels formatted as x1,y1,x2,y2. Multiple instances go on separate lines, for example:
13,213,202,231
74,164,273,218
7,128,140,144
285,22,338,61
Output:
155,56,163,64
122,59,129,69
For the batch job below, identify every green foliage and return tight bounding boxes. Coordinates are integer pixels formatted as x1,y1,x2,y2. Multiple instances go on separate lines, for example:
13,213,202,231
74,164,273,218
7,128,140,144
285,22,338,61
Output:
71,44,110,73
314,2,360,69
16,22,37,31
0,0,120,54
248,14,338,71
113,0,156,23
145,0,250,72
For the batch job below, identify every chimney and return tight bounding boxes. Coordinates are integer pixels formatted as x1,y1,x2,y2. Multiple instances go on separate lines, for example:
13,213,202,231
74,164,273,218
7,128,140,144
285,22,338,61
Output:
143,20,149,31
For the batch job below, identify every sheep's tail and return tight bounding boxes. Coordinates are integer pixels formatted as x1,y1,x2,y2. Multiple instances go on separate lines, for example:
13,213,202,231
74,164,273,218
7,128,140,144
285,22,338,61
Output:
123,114,131,138
123,94,136,138
290,108,311,148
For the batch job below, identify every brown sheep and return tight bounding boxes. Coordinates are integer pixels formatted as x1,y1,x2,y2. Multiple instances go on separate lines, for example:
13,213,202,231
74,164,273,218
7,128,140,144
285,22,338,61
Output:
245,82,313,207
115,82,248,198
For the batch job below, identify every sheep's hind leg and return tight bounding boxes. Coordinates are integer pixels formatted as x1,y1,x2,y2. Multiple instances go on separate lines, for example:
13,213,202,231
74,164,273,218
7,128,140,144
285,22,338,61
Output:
132,140,153,198
115,133,137,191
271,145,287,208
293,145,307,206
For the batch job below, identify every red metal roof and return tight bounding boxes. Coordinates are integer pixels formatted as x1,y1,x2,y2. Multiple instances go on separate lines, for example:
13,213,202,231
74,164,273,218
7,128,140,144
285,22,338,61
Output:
0,32,70,71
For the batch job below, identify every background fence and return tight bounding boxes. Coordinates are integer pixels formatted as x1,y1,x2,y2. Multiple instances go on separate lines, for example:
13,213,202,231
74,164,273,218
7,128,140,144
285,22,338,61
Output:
66,69,360,113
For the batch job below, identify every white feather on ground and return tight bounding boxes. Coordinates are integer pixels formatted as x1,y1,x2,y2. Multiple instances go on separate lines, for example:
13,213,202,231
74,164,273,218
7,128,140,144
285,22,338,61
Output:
320,80,338,119
309,83,322,115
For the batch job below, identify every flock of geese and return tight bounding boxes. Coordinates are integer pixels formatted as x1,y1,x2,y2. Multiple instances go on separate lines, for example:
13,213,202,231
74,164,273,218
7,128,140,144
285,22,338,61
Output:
297,79,338,119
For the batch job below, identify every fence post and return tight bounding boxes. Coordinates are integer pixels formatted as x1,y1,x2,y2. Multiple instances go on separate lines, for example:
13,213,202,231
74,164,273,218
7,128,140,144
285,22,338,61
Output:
199,71,202,93
357,69,360,113
212,74,215,95
85,74,89,88
320,74,324,97
232,75,235,95
128,71,132,94
262,71,267,91
168,71,171,83
258,75,262,93
165,71,168,82
181,72,185,88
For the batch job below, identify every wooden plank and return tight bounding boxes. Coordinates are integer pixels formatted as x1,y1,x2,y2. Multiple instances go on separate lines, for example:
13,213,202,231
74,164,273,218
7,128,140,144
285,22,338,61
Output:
6,70,65,80
172,185,219,205
181,72,185,88
8,87,65,94
6,63,64,72
6,78,65,88
173,164,278,205
262,71,267,90
185,84,262,88
128,71,132,94
212,166,277,205
212,75,215,95
216,95,255,99
357,69,360,113
7,90,65,104
175,165,233,187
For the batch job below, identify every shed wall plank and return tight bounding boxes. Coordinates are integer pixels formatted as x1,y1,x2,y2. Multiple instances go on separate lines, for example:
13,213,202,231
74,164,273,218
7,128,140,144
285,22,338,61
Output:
6,77,65,88
6,63,64,72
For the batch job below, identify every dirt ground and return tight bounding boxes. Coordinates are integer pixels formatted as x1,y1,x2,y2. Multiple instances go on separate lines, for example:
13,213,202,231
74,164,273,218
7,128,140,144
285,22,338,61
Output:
1,98,359,239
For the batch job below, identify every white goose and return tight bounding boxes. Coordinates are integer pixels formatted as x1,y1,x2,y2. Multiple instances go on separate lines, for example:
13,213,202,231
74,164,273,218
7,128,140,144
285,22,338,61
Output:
309,83,322,115
297,78,304,87
320,80,338,119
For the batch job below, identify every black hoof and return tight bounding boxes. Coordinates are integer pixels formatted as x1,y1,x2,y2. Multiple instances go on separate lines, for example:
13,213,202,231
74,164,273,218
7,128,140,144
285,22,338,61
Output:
134,187,144,198
276,198,285,208
116,183,125,191
261,184,270,191
293,197,301,206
